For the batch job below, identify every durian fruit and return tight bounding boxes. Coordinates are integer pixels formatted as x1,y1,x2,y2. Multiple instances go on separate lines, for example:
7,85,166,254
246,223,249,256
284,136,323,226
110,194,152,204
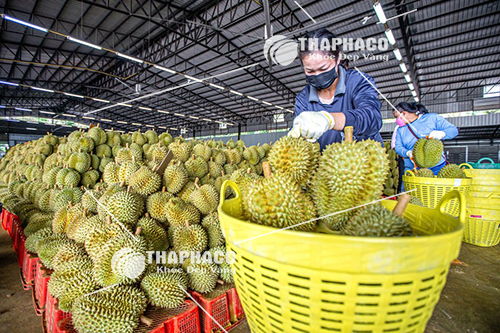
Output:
90,154,100,170
73,215,103,244
383,142,399,196
210,246,233,283
341,204,413,237
163,161,188,194
42,167,61,186
158,132,173,146
171,224,208,252
146,189,173,222
169,141,192,162
184,258,218,293
140,271,187,308
132,131,148,145
145,129,159,144
75,136,95,153
37,234,73,269
148,143,168,162
81,189,102,213
137,216,168,251
208,160,223,178
68,152,91,173
224,148,242,165
193,143,212,161
51,242,87,270
413,138,443,168
24,212,53,236
52,206,70,233
106,131,122,146
72,285,147,333
99,156,113,173
92,232,147,286
188,180,219,215
95,144,112,158
84,221,122,257
82,170,100,188
165,197,200,227
129,166,161,196
117,161,140,185
246,173,316,231
88,126,107,145
438,164,466,178
56,168,81,187
202,212,225,248
116,145,143,164
25,227,53,253
312,129,389,230
103,162,120,185
49,257,98,312
414,168,434,177
243,146,260,165
105,190,144,227
230,169,261,217
52,188,83,211
185,155,209,178
212,149,227,166
268,136,319,185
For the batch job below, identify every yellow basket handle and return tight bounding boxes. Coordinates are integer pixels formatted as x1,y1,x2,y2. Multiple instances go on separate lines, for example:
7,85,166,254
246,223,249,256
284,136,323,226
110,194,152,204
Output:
220,180,241,204
459,163,473,169
404,169,416,176
437,190,466,224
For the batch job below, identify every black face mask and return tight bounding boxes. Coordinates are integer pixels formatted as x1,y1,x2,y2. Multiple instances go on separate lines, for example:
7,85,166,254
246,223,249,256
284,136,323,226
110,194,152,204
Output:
306,66,338,90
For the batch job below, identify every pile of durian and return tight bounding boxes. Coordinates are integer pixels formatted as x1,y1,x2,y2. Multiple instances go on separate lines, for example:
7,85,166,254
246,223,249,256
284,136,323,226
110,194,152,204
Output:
233,128,413,237
0,127,270,333
383,141,399,196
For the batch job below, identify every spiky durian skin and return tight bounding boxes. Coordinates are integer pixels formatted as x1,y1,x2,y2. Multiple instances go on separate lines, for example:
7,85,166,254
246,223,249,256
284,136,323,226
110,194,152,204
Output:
171,224,208,252
202,212,225,248
91,233,147,287
118,161,140,185
24,212,53,236
42,167,61,186
37,234,73,269
103,162,120,185
189,184,219,215
210,246,233,283
56,168,81,187
438,164,466,178
88,127,107,145
311,140,388,230
246,174,317,231
73,215,102,244
193,143,212,161
169,141,192,162
49,257,98,312
185,155,209,178
163,162,188,194
137,216,168,251
25,227,53,253
413,138,443,168
105,191,144,227
52,188,83,212
341,204,413,237
51,242,87,270
146,191,173,222
82,170,100,188
68,152,91,173
140,272,187,308
243,146,260,165
185,258,218,293
159,132,173,146
81,189,102,213
230,169,261,218
72,285,147,333
129,166,161,196
76,136,95,153
414,168,434,177
164,197,200,227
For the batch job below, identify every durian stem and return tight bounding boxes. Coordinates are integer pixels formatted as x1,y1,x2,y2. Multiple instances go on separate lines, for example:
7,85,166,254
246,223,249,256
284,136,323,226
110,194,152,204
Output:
217,279,225,285
194,177,200,188
315,221,341,235
135,227,142,235
262,161,272,178
393,194,411,217
140,315,153,326
344,126,354,142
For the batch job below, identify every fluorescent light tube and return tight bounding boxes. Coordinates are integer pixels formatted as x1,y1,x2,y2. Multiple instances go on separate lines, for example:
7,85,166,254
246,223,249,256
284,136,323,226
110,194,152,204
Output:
64,92,84,98
31,86,54,93
399,63,408,73
15,107,32,112
0,80,19,86
67,36,102,50
393,48,402,61
116,53,143,64
3,15,48,32
385,29,396,45
373,2,387,24
153,64,175,74
404,74,411,82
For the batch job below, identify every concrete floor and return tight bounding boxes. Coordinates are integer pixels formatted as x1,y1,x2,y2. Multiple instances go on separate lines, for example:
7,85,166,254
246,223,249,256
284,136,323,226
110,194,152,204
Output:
0,228,498,333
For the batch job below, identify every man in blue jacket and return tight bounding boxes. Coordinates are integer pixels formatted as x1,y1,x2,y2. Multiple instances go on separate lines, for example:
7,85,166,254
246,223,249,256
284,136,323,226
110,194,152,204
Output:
289,29,382,148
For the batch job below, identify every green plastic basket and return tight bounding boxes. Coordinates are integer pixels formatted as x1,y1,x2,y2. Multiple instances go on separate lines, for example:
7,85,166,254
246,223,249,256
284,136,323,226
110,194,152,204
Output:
466,158,500,169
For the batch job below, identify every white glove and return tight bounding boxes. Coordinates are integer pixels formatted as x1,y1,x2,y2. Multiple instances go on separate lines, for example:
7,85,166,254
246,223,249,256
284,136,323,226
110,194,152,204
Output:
288,111,335,142
428,130,446,140
406,150,413,159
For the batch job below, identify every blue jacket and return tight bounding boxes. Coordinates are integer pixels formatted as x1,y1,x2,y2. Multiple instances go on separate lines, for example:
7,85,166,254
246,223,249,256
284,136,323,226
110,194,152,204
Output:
395,113,458,170
295,66,383,149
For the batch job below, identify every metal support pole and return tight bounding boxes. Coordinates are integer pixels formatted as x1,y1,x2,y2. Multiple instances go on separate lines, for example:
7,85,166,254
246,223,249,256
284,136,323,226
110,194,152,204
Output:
237,123,242,140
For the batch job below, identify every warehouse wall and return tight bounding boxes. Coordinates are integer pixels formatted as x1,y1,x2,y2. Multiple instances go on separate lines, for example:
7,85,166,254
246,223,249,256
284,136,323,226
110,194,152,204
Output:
444,139,500,164
6,133,43,146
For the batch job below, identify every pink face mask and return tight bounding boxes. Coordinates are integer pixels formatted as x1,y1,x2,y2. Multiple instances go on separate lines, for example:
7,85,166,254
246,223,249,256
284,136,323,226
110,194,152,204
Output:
395,117,406,126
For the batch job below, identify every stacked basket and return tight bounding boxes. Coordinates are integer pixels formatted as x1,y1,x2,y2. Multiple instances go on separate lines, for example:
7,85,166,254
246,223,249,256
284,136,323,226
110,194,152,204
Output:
460,163,500,247
219,181,465,333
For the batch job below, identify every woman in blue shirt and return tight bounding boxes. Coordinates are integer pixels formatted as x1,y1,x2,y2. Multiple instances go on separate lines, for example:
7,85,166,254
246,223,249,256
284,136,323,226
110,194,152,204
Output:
288,28,382,148
394,102,458,174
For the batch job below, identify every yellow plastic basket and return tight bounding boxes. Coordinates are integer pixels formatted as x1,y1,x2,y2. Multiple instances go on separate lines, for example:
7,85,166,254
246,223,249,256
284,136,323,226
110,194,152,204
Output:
219,181,465,333
466,191,500,210
460,164,500,187
402,170,470,216
464,208,500,247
